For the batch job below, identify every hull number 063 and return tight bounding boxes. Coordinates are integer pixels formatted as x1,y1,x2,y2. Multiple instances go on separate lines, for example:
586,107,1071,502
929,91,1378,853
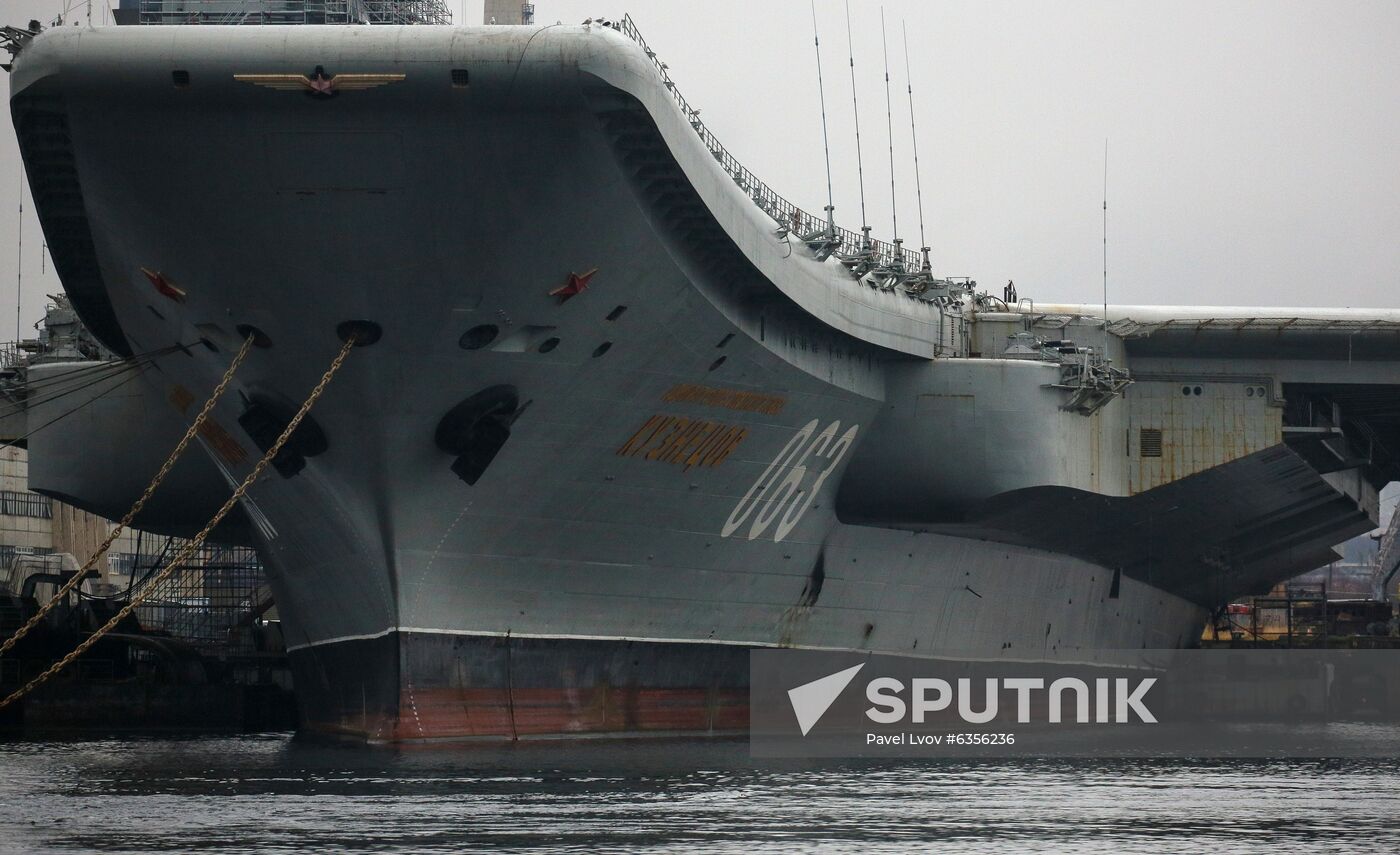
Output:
721,419,859,543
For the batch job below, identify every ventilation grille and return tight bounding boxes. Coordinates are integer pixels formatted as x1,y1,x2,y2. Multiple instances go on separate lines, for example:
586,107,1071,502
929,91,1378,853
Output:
1140,428,1163,458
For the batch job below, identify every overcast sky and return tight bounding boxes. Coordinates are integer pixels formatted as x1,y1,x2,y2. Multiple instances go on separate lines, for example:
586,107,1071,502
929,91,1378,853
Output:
0,0,1397,342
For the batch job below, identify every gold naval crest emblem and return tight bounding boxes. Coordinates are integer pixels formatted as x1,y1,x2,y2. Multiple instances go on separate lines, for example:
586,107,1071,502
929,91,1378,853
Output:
234,65,405,97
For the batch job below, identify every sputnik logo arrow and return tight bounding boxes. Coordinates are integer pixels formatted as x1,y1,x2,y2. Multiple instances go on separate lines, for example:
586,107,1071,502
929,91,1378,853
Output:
787,663,864,736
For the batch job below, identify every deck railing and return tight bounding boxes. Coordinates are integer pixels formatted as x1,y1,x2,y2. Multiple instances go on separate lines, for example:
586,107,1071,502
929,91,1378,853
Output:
616,14,925,273
136,0,452,26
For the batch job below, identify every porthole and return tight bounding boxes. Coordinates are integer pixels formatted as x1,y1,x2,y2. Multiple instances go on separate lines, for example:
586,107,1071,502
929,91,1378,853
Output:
171,70,190,88
1246,387,1255,397
1193,386,1203,396
538,337,560,353
450,68,469,88
459,324,498,350
1181,386,1191,396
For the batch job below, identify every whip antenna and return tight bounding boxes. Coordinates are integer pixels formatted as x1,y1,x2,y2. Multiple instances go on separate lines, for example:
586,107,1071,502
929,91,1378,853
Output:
902,21,930,272
1103,138,1110,357
881,8,899,254
844,0,870,249
811,0,836,236
14,166,22,342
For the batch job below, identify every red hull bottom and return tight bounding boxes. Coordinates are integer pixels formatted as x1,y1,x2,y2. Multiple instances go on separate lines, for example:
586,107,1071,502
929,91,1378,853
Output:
288,631,751,742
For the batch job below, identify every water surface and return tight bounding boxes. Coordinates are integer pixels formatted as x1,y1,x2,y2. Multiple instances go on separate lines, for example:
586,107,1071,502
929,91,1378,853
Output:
0,734,1394,853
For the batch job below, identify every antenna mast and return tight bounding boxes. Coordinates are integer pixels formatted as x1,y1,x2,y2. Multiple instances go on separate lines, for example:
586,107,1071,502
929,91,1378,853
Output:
811,1,836,237
844,0,870,249
881,8,899,259
902,21,930,272
14,166,22,342
1102,138,1110,358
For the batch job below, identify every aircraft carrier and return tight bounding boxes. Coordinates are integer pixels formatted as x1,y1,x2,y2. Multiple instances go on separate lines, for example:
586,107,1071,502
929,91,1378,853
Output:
4,4,1399,741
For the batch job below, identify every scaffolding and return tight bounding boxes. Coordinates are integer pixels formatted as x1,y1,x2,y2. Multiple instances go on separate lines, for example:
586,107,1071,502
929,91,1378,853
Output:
1380,502,1400,600
1250,583,1330,647
117,538,273,655
1223,585,1395,648
136,0,453,26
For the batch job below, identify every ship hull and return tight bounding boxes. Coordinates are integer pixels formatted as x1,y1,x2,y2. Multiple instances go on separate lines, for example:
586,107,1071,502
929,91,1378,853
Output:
11,24,1206,741
292,631,750,741
284,507,1203,742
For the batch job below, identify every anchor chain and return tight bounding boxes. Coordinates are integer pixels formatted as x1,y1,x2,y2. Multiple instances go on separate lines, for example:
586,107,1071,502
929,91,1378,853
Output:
0,335,357,711
0,334,257,659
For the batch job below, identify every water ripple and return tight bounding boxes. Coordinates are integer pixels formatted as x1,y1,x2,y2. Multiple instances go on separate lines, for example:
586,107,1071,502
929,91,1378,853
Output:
0,735,1395,854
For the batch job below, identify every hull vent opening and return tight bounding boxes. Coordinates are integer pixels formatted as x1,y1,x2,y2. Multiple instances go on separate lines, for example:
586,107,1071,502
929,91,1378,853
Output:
434,385,522,485
1140,428,1163,458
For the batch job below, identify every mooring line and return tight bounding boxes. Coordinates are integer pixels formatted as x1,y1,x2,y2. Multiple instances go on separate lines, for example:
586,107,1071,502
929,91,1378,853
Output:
0,334,256,658
0,335,357,710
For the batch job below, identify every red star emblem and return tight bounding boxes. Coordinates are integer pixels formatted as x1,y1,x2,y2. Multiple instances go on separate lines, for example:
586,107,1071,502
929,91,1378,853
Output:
142,267,187,302
308,67,335,96
549,267,599,303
